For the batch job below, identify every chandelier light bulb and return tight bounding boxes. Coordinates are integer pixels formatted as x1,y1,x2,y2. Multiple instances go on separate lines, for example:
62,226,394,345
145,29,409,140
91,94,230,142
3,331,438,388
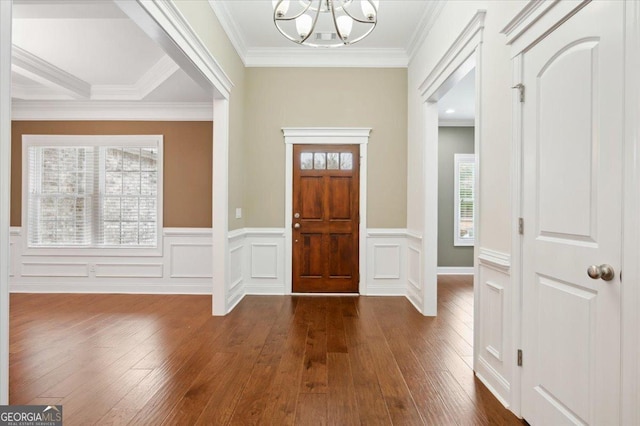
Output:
272,0,290,18
336,15,353,39
361,0,379,20
296,14,313,38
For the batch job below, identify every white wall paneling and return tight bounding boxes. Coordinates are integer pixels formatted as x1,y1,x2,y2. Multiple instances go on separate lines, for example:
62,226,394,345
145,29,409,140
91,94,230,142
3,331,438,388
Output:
170,243,214,278
406,232,423,312
10,228,213,294
366,229,407,296
0,0,11,404
476,247,511,409
227,229,286,296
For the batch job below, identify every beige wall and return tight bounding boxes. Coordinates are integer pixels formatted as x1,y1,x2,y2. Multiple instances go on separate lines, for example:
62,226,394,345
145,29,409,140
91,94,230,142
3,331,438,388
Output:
11,121,213,228
173,0,247,230
244,67,408,228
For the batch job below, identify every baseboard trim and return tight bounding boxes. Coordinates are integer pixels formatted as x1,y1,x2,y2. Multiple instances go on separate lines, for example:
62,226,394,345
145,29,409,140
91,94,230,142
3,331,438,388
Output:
437,266,474,275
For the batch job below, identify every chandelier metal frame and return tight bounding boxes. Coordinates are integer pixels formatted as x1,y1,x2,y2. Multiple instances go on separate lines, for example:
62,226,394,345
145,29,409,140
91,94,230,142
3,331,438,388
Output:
273,0,378,48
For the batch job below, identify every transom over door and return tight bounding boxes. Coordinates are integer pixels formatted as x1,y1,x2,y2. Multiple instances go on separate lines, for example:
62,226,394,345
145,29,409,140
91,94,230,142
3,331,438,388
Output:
521,2,623,424
292,144,359,293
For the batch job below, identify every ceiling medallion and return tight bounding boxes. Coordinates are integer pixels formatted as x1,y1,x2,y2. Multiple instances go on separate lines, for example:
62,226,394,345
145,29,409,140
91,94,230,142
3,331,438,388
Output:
272,0,379,47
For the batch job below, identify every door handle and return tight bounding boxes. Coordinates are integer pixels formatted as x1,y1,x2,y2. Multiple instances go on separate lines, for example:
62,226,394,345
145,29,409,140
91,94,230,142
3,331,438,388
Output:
587,264,615,281
294,223,300,229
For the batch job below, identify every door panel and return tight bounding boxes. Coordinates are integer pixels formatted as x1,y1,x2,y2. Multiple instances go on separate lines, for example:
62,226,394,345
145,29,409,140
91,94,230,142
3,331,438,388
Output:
300,177,323,220
521,2,623,425
293,144,359,293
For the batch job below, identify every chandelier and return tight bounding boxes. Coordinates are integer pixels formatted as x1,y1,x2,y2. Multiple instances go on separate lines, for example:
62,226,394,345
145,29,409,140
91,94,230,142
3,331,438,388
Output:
272,0,379,48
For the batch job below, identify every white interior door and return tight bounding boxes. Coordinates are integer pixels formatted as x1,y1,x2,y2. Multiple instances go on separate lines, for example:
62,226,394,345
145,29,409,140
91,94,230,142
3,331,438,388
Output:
521,2,624,425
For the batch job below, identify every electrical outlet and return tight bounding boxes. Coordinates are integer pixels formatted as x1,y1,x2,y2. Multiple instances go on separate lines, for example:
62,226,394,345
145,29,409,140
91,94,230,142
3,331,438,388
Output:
89,264,96,273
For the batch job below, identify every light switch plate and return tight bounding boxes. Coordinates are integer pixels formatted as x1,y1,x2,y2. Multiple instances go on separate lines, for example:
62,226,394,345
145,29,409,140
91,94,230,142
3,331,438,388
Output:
235,208,242,219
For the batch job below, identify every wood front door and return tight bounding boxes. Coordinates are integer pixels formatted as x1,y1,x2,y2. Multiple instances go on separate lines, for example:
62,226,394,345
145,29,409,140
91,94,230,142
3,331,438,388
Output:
292,144,359,293
520,1,623,424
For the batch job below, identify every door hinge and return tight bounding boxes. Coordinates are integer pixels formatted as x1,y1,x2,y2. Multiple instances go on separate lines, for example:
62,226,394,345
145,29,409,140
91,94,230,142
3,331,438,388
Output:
517,349,523,366
518,217,524,235
512,83,525,102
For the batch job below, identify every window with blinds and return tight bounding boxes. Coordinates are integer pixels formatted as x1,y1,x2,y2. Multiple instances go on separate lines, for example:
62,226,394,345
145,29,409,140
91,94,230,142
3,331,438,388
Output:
23,135,163,252
454,153,475,246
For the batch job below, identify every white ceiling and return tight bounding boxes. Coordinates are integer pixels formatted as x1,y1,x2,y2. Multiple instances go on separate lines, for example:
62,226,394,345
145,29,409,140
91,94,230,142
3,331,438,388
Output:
210,0,445,67
11,0,211,105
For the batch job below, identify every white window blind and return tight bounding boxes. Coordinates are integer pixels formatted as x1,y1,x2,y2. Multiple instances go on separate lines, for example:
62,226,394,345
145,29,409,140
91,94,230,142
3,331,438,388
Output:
24,135,163,251
454,153,475,246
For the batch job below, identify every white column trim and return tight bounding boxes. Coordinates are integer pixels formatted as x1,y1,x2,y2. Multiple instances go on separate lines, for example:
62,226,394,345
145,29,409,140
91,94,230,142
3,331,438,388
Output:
0,0,10,405
283,127,370,295
622,1,640,423
213,99,230,315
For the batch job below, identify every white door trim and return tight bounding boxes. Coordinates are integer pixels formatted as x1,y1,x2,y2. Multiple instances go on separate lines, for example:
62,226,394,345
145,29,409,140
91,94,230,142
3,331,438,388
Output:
0,0,11,405
117,1,232,315
282,127,370,295
417,10,484,322
622,1,640,423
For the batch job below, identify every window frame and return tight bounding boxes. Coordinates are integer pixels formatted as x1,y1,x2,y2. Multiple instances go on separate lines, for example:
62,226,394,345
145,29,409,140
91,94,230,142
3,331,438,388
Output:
21,134,164,257
454,153,475,247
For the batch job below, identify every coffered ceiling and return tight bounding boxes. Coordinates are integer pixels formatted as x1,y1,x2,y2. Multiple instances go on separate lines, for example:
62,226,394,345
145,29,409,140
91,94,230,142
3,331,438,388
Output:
11,0,212,120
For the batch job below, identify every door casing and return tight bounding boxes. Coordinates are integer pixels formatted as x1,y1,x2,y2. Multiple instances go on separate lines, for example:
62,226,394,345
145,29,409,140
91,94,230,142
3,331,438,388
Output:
283,128,370,295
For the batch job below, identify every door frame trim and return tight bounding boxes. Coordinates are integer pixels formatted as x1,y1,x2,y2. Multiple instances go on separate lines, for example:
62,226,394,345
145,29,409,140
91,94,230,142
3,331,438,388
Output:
283,127,370,295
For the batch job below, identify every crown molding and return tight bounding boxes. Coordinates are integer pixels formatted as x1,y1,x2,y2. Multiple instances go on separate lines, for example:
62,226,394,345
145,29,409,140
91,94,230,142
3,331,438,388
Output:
11,45,91,99
207,0,248,65
11,100,213,121
244,47,408,68
407,0,446,61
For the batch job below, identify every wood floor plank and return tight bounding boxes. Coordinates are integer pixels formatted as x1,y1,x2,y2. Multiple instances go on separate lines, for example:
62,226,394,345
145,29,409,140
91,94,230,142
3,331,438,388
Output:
327,352,360,426
10,278,523,425
295,393,327,426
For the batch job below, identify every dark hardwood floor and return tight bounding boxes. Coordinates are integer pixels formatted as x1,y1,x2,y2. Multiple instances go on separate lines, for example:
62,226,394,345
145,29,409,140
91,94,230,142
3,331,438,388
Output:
9,275,523,425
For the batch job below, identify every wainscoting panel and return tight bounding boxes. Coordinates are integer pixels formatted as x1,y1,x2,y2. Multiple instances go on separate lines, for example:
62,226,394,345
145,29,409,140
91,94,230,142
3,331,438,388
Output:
228,229,286,295
10,227,213,294
170,243,213,278
366,229,407,296
475,247,512,407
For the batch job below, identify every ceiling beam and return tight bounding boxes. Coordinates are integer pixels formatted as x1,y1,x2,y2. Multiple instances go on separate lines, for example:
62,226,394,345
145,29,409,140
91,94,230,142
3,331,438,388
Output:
91,55,179,100
11,45,91,99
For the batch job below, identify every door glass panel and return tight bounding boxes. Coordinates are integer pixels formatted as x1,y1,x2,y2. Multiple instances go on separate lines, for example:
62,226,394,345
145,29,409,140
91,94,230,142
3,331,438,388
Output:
301,152,313,170
327,153,339,169
340,153,353,170
314,153,326,169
